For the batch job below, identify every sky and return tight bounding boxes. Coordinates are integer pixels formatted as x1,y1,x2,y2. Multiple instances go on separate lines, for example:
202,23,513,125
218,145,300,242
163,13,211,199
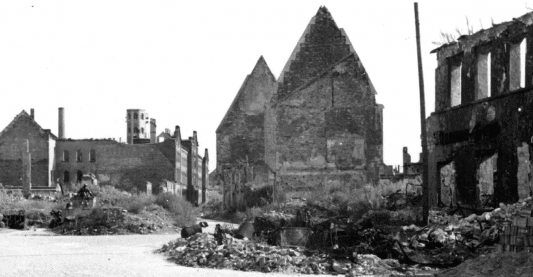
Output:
1,0,533,172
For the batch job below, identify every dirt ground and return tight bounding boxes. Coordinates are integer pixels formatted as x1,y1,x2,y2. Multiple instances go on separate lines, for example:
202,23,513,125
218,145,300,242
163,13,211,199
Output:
0,220,313,277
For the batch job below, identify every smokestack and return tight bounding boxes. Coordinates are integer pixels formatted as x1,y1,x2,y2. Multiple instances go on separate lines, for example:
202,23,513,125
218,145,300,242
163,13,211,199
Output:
30,109,34,119
174,126,181,140
58,107,65,139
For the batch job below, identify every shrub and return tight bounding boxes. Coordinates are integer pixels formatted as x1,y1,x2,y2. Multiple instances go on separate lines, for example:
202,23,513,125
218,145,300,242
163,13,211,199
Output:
116,193,155,214
155,193,196,226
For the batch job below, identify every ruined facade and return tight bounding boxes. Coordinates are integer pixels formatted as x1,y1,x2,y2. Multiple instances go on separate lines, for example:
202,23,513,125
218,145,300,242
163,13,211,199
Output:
217,7,384,209
428,11,533,207
0,108,209,204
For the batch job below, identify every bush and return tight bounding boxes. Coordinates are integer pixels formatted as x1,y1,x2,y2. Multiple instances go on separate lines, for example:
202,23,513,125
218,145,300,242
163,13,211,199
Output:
155,193,196,226
0,190,63,215
116,193,155,214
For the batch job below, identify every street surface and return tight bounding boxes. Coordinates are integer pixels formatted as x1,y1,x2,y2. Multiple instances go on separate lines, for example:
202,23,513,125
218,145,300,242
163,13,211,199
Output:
0,218,332,277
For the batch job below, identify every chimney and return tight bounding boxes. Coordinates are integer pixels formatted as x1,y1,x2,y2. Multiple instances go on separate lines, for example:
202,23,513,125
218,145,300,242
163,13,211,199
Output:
58,107,65,139
174,126,181,140
30,109,34,119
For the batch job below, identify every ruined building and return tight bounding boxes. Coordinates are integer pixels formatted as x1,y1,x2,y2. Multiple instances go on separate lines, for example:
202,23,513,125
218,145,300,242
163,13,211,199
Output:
0,108,209,204
428,11,533,207
217,7,384,209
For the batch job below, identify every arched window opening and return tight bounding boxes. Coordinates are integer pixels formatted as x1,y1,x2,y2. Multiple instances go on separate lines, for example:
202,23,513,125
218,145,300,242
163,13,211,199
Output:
63,150,69,162
141,113,144,119
141,127,144,134
63,171,70,183
134,113,138,119
77,170,83,183
134,127,139,134
89,149,96,162
76,150,83,162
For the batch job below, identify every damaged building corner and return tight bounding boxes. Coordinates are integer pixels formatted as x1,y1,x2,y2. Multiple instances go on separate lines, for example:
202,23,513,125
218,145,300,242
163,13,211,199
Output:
428,10,533,207
215,6,384,210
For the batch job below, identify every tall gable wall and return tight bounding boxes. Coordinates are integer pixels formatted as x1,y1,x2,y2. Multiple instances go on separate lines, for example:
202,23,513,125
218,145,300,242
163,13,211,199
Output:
0,112,52,186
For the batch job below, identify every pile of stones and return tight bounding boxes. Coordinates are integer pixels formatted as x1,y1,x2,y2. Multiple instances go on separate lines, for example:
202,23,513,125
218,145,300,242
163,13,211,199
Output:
158,233,408,275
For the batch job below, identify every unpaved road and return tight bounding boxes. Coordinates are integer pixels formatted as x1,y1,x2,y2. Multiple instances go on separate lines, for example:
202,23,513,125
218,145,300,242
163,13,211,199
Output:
0,225,311,277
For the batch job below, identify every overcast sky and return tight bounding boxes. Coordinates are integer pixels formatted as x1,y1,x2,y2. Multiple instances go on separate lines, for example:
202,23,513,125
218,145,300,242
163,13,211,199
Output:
1,0,532,172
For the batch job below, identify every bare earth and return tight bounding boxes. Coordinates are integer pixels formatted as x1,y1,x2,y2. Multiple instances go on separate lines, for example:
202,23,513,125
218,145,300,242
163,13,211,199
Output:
0,221,313,277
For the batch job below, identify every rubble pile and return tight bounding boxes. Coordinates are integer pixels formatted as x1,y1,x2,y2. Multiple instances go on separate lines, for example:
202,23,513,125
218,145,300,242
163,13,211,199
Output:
436,251,533,277
158,233,409,275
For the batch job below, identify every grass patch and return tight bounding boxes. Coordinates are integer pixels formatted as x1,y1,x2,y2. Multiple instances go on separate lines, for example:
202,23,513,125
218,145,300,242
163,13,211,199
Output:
155,193,197,226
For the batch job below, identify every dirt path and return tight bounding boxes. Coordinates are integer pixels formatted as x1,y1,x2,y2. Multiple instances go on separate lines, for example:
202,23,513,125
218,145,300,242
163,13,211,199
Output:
0,227,310,277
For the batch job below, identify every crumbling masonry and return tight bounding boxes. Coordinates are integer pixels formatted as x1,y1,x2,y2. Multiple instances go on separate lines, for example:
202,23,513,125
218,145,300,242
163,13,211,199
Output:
216,7,384,210
428,11,533,207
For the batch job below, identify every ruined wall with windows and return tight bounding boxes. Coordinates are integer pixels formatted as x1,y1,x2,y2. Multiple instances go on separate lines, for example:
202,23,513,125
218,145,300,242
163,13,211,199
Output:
54,139,177,193
428,11,533,206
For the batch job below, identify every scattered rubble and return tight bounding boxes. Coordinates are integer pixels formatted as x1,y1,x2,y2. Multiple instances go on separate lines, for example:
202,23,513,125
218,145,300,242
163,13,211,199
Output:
158,233,412,275
161,196,533,275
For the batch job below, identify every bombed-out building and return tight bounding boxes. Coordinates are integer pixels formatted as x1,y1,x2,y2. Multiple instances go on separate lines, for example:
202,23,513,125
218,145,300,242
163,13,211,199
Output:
428,11,533,207
216,7,384,209
0,108,209,203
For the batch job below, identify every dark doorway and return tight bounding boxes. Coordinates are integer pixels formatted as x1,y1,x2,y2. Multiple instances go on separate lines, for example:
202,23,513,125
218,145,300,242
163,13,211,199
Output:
77,170,83,183
63,171,70,183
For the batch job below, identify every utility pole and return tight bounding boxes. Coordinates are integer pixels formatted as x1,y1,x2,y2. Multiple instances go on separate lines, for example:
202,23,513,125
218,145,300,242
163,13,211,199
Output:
414,2,430,224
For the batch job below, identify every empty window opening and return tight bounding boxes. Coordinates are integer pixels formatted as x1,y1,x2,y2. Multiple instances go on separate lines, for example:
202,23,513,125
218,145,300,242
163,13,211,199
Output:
63,150,69,162
439,161,456,207
141,114,144,120
76,150,83,162
134,127,139,134
128,127,131,134
134,113,138,119
63,171,70,183
77,170,83,183
476,52,491,99
141,127,144,134
128,113,131,119
89,149,96,162
509,38,527,90
450,62,462,107
477,152,498,207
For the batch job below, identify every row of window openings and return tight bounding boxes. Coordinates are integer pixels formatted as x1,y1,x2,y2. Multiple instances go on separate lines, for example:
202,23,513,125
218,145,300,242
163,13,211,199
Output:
62,150,96,162
128,127,145,134
450,38,527,107
63,170,84,183
128,113,145,120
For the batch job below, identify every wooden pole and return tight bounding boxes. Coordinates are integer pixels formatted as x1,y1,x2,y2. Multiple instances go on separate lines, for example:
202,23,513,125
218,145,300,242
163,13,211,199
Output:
414,2,430,224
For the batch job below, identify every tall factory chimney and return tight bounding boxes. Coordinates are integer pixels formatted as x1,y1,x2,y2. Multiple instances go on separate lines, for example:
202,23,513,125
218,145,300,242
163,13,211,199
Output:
58,107,65,139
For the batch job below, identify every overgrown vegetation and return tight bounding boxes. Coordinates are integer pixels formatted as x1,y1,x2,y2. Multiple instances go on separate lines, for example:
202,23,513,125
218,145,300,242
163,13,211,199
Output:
0,190,62,215
1,184,197,229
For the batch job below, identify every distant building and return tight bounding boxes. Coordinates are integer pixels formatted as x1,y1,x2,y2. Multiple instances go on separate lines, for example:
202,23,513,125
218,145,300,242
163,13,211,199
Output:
0,108,209,204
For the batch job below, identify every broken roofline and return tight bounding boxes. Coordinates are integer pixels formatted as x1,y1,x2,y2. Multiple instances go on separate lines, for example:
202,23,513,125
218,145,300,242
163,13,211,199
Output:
430,11,533,55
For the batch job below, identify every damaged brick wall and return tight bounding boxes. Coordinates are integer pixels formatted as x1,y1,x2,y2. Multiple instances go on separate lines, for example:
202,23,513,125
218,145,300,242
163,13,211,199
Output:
216,7,383,210
216,56,277,209
55,139,176,193
272,54,382,189
0,111,54,187
428,10,533,206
